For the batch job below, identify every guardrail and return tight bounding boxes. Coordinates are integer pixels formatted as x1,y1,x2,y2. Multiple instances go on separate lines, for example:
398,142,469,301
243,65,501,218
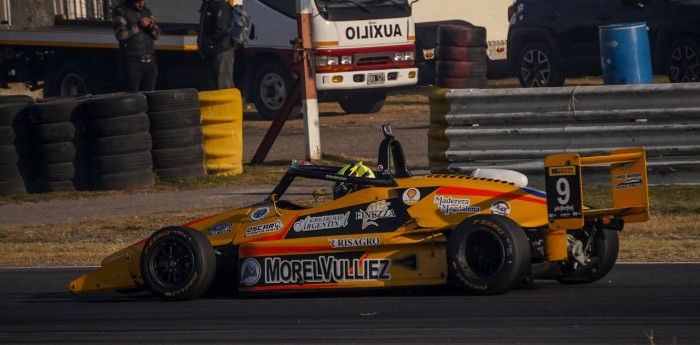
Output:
428,83,700,185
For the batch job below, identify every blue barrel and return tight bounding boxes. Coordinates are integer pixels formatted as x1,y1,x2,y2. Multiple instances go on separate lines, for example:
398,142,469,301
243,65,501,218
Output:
599,22,652,84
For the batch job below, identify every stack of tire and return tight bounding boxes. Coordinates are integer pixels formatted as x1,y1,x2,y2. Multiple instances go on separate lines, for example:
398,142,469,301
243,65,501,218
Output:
435,24,489,89
143,89,205,182
27,98,90,192
84,93,154,190
0,97,35,195
199,88,243,176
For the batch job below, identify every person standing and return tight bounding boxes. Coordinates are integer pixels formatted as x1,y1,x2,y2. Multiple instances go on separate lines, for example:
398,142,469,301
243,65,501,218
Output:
198,0,235,90
112,0,160,92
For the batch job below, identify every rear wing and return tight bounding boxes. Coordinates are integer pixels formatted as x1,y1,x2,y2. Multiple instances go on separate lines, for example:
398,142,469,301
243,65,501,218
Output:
544,148,649,231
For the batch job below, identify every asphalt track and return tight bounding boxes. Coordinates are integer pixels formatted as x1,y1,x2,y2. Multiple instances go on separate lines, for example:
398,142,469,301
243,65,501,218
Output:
1,263,699,344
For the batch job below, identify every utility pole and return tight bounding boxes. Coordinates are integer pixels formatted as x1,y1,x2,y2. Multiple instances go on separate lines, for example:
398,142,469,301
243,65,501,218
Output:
297,0,321,161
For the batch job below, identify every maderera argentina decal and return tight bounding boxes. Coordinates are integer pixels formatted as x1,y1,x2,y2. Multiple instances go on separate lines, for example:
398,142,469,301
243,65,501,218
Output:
345,21,403,40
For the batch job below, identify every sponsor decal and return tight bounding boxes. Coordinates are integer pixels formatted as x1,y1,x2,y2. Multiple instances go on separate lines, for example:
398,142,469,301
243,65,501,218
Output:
614,173,643,190
490,201,511,216
356,200,396,229
329,237,380,248
294,212,351,232
263,255,391,285
434,196,481,215
402,188,421,206
207,222,232,236
245,220,283,237
548,166,576,176
345,23,403,40
240,258,262,286
250,207,270,221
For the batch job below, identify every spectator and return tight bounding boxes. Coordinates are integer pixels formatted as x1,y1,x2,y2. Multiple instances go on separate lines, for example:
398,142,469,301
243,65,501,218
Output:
112,0,160,92
198,0,235,90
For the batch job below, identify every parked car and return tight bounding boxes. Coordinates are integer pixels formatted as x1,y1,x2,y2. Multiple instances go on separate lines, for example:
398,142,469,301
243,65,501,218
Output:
507,0,700,87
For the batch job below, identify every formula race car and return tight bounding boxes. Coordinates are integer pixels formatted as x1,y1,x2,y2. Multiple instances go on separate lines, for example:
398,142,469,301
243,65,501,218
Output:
69,125,650,300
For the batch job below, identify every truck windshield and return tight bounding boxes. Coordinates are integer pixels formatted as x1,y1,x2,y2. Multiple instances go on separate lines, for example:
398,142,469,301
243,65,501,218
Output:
316,0,411,21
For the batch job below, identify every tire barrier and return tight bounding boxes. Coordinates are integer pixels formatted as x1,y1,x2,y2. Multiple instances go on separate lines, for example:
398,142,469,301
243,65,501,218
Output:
199,88,243,176
28,98,89,192
145,89,205,182
428,83,700,185
85,93,154,190
435,25,488,89
0,100,34,195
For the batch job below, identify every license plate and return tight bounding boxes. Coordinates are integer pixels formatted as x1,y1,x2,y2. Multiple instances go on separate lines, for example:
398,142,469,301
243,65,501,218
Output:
367,73,385,85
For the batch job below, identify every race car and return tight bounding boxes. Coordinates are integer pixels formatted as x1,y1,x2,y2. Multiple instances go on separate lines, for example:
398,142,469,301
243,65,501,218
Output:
69,125,650,300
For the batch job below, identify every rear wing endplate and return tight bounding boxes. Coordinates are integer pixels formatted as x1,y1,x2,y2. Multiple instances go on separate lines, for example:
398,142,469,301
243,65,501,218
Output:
544,148,649,231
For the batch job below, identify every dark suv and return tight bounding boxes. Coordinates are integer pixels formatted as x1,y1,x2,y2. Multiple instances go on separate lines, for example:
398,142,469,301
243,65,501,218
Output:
507,0,700,87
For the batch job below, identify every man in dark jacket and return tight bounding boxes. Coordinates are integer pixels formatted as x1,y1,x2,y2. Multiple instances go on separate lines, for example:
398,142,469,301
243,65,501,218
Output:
198,0,235,90
113,0,160,92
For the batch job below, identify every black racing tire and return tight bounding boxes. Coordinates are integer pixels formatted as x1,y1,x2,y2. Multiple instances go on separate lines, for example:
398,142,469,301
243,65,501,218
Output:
557,228,619,285
91,132,152,156
143,89,199,112
434,76,488,89
516,41,565,87
140,226,216,301
437,25,487,48
155,163,207,182
87,113,150,138
0,144,19,163
85,93,148,119
436,46,488,62
435,60,488,79
0,179,27,195
447,214,531,295
29,121,85,144
28,99,85,124
150,126,203,150
39,142,88,164
667,37,700,83
152,145,204,169
91,168,154,190
147,108,202,131
90,151,153,175
0,102,30,126
251,60,296,120
338,92,387,114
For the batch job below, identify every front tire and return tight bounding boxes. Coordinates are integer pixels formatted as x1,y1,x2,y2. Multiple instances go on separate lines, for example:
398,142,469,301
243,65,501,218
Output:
447,215,531,294
140,226,216,301
667,37,700,83
516,42,565,87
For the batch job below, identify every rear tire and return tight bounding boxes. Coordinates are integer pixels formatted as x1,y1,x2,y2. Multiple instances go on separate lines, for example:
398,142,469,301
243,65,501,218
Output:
251,61,299,120
141,226,216,301
447,215,531,294
338,92,386,114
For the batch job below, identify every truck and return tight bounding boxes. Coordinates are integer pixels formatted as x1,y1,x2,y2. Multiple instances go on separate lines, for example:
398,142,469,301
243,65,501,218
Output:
0,0,418,119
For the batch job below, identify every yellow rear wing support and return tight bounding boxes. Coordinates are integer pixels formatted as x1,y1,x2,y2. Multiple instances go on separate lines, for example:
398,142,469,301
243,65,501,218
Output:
543,148,649,261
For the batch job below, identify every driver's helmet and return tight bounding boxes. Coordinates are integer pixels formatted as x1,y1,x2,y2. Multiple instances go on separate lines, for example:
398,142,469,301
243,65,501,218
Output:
333,161,375,199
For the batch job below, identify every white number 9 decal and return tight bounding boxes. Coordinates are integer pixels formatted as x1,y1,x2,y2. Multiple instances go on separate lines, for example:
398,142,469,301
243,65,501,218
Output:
556,178,570,205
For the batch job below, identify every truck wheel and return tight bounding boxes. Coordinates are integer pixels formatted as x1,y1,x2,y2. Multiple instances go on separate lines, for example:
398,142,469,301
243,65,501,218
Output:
252,61,296,120
54,63,95,97
140,226,216,301
516,42,565,87
667,37,700,83
557,228,619,285
447,214,531,295
338,92,386,114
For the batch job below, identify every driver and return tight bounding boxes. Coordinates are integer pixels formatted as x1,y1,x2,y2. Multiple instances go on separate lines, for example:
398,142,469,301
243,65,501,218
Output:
333,161,375,199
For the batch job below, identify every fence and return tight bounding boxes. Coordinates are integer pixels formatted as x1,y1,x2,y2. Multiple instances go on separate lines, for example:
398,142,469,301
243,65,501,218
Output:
428,83,700,185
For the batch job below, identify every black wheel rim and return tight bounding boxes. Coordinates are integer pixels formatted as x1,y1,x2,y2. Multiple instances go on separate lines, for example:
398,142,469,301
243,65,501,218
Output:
670,45,700,83
521,49,551,87
149,237,195,289
464,230,505,278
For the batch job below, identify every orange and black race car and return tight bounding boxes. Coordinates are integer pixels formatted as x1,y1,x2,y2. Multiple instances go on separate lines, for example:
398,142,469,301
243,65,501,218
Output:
69,125,649,300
